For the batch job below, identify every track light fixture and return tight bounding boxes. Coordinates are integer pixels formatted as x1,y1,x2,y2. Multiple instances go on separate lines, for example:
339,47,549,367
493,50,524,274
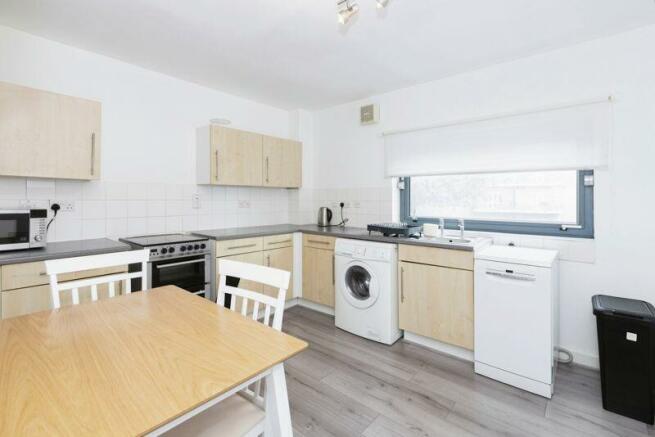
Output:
337,0,391,25
337,0,359,24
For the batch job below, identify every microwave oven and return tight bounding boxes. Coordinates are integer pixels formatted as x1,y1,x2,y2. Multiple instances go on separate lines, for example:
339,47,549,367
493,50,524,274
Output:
0,209,47,252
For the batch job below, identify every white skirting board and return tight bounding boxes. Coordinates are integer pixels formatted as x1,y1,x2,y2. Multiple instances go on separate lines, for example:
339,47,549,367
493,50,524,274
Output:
403,331,474,362
475,361,553,399
288,298,335,316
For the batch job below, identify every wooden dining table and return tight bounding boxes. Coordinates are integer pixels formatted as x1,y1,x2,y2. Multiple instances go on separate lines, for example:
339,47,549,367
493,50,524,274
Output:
0,285,307,436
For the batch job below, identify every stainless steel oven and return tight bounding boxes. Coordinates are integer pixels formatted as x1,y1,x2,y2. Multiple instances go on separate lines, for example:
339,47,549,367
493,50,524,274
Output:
0,209,47,252
119,234,212,299
149,254,211,298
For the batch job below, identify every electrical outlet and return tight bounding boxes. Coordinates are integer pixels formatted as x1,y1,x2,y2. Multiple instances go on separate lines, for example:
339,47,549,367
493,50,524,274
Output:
55,201,75,212
238,200,251,209
192,193,201,209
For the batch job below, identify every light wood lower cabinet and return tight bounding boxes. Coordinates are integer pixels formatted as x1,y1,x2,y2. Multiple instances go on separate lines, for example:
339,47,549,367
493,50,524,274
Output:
263,247,294,301
0,264,127,319
302,245,335,308
217,251,265,295
1,282,122,319
398,261,474,350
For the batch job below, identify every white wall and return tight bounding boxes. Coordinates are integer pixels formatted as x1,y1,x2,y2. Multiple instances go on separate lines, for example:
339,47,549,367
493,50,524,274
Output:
0,26,293,240
312,24,655,367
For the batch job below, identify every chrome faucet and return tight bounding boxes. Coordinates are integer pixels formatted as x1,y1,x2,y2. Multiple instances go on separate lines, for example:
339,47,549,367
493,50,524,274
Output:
458,219,465,240
439,218,445,238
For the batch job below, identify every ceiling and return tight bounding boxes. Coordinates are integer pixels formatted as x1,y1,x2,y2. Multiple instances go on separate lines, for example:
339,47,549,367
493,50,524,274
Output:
1,0,655,109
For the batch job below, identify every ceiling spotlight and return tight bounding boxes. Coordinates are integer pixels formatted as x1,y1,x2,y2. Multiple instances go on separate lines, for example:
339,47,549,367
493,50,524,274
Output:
376,0,390,8
337,0,359,24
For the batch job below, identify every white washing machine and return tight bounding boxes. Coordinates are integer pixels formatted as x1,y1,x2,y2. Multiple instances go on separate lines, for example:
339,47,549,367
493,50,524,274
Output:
335,238,401,345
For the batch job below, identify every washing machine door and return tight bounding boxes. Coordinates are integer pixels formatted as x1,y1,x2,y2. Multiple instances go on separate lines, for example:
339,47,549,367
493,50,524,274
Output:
341,261,379,309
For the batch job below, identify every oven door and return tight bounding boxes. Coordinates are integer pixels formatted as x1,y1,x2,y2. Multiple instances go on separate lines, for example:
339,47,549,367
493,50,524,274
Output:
0,212,31,251
150,255,210,298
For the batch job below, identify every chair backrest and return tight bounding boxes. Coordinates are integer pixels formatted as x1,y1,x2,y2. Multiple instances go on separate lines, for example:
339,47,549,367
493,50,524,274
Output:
217,258,290,331
45,249,150,309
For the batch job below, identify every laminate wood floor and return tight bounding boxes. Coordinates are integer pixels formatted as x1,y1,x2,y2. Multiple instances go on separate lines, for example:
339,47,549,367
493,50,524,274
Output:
282,306,654,437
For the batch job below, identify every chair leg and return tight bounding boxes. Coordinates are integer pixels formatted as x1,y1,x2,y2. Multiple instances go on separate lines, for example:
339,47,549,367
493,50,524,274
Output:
263,364,292,437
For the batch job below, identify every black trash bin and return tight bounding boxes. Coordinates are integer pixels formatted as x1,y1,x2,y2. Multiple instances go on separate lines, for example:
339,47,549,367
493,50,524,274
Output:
592,294,655,424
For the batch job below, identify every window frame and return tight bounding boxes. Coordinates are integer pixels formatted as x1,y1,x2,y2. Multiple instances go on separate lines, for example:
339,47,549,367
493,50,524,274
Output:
399,170,594,239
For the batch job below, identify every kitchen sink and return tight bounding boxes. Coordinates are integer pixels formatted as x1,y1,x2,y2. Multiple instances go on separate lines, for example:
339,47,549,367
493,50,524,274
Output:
419,236,473,245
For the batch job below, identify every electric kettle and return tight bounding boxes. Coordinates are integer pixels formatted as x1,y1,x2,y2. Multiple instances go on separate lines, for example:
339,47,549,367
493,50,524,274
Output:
317,207,333,227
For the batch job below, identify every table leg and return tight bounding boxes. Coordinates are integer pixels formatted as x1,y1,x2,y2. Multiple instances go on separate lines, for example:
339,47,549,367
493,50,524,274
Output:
264,363,293,437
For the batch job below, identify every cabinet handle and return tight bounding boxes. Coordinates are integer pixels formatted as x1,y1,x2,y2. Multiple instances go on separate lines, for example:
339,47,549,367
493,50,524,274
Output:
332,254,335,285
400,266,405,303
265,156,270,183
90,133,96,176
307,239,330,245
268,239,292,246
215,150,219,182
227,243,257,250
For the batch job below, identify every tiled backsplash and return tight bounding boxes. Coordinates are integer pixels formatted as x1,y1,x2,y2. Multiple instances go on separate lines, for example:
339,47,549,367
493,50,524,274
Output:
0,177,290,242
289,187,393,227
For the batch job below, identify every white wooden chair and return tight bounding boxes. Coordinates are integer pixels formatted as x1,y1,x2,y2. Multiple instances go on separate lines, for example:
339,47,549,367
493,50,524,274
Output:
165,259,291,437
45,249,150,309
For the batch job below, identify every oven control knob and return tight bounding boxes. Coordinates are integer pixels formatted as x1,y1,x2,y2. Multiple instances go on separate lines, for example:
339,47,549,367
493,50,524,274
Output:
200,243,206,249
188,245,194,251
161,248,168,254
194,244,200,250
34,235,43,242
168,247,175,253
180,246,186,252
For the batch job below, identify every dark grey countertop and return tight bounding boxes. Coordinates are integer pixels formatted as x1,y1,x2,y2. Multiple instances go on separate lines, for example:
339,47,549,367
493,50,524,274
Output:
192,224,488,251
0,238,132,266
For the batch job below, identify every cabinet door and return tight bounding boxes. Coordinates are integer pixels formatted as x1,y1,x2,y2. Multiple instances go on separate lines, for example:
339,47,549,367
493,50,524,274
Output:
0,81,101,180
217,251,264,313
302,246,335,308
56,95,101,180
399,261,474,350
262,136,302,188
211,126,263,186
263,247,293,301
0,81,59,178
1,282,122,319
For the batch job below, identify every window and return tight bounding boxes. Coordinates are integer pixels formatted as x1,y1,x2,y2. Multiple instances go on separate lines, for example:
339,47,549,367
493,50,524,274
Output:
399,170,594,238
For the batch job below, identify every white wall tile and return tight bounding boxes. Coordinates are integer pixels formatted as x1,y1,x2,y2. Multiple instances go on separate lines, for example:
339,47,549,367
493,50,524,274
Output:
26,179,55,199
127,200,147,218
82,181,106,200
55,180,83,199
146,217,166,234
165,216,182,233
82,219,106,239
0,177,26,199
106,200,128,218
147,200,166,217
105,182,128,200
81,200,106,219
106,218,128,238
127,217,148,236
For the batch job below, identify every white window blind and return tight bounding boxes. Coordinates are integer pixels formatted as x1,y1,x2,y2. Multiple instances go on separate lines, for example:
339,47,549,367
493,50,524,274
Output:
383,99,612,177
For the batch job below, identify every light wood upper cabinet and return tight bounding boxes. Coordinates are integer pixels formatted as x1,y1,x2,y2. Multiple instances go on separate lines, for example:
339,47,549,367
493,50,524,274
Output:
197,125,302,188
302,244,335,308
212,126,262,186
0,81,101,180
398,260,474,350
262,135,302,188
263,246,294,301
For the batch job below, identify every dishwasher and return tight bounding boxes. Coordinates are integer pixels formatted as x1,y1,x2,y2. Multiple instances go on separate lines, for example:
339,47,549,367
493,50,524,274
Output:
474,245,559,398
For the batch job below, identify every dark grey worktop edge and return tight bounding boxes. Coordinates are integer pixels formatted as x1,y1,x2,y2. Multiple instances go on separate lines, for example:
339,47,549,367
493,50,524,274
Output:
0,239,132,266
192,224,478,252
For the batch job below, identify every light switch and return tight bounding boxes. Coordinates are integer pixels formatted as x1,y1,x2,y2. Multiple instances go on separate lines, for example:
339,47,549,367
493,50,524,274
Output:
626,332,638,342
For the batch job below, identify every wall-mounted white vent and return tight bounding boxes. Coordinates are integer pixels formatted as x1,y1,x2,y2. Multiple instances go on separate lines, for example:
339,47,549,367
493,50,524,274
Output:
360,104,379,125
